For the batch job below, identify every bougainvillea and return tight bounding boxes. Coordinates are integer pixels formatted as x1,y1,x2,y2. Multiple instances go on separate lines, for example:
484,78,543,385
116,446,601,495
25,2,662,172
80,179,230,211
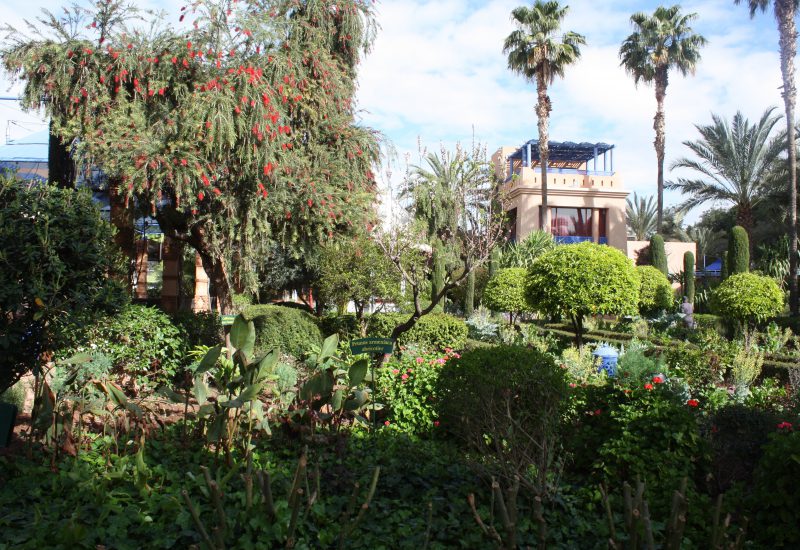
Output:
2,0,380,310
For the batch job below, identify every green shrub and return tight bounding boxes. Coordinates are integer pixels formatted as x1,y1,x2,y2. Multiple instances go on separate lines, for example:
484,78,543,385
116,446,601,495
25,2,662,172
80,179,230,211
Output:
379,349,459,436
727,225,749,275
171,311,223,347
636,265,673,315
527,242,639,346
447,266,489,311
617,346,665,386
243,304,322,359
60,305,187,387
368,312,467,352
693,314,723,334
482,267,531,323
0,380,26,411
712,272,784,327
437,346,568,489
560,345,604,384
650,234,668,275
319,314,361,341
662,340,722,387
751,426,800,545
0,179,126,393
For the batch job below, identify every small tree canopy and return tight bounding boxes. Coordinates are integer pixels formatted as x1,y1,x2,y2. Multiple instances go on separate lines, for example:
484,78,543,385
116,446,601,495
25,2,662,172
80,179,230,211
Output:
527,242,639,346
713,272,783,326
483,268,531,323
636,265,673,315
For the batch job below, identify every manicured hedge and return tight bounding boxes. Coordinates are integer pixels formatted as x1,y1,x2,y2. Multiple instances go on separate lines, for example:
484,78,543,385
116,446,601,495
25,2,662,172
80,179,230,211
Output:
243,305,322,358
368,312,468,351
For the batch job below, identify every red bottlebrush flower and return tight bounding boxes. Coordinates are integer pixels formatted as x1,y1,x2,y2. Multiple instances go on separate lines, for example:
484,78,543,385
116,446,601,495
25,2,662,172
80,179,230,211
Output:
285,211,291,219
181,159,188,166
171,56,178,64
127,43,133,49
197,191,205,201
212,188,221,196
263,163,273,176
91,21,97,28
234,106,241,114
182,58,189,68
644,383,654,390
186,41,192,50
99,76,105,84
307,199,313,207
687,399,699,407
84,48,93,55
112,51,119,59
201,174,210,186
159,88,165,95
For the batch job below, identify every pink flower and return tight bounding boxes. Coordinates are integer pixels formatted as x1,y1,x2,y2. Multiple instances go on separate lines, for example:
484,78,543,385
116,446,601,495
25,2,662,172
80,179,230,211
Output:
644,383,653,391
687,399,699,407
391,369,399,375
434,420,440,427
777,421,793,431
401,374,409,381
384,420,390,426
416,357,424,364
569,383,577,388
452,353,461,359
594,409,602,416
445,348,452,353
436,358,446,365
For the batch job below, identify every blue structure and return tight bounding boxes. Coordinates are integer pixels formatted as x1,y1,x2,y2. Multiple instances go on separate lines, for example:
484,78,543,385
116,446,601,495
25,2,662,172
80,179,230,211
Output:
593,344,619,377
507,140,615,181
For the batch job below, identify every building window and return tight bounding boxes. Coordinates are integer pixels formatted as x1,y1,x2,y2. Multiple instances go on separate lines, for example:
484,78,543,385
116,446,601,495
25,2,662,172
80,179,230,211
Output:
551,207,592,237
598,209,607,239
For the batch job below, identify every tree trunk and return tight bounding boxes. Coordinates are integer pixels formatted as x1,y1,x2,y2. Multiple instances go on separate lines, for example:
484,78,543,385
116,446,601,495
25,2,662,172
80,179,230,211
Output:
47,121,75,188
572,314,584,349
108,178,134,292
536,73,552,233
653,67,669,233
200,254,233,314
777,0,799,315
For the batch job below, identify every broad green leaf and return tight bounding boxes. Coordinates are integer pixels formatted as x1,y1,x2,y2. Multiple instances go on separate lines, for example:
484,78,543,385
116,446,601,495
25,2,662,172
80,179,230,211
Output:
320,333,339,360
195,345,222,374
348,358,369,387
256,350,279,380
331,388,343,411
157,386,185,404
229,315,255,358
344,389,368,411
197,404,215,418
299,371,334,402
194,376,209,406
59,352,92,366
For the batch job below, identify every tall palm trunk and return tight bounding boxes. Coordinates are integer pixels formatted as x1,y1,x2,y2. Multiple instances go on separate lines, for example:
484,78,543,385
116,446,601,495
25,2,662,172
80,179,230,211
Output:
653,67,669,233
777,0,798,315
536,73,552,233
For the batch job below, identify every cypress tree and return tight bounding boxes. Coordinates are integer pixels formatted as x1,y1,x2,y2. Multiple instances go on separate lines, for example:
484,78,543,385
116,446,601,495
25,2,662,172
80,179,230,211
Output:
650,234,668,276
431,243,445,309
728,225,750,275
464,270,475,317
489,247,501,316
683,250,695,304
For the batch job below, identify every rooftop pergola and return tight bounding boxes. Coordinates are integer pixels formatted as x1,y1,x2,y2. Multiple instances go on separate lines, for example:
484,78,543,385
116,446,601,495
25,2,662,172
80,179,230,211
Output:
510,140,615,172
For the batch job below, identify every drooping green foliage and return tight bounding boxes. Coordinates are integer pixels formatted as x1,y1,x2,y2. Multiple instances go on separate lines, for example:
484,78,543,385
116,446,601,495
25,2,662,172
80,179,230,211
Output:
636,265,673,315
713,272,784,327
1,0,380,310
499,230,555,269
0,178,126,393
683,251,696,303
728,225,750,275
626,192,658,240
667,109,784,237
527,242,639,346
483,268,532,323
650,234,668,275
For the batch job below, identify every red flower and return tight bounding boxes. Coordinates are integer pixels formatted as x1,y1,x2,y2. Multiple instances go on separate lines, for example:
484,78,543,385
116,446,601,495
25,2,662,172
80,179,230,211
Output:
777,421,794,431
652,375,665,384
197,191,205,201
384,420,390,426
644,383,653,390
594,409,602,416
391,369,399,375
212,188,221,196
434,421,440,427
401,374,409,381
687,399,699,407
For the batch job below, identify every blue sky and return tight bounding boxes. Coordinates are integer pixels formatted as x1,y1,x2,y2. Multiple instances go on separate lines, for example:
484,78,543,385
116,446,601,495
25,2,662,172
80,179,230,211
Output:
0,0,790,224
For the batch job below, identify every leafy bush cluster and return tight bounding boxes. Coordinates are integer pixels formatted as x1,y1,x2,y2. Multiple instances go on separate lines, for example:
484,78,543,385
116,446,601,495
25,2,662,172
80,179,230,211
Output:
713,272,783,326
482,267,531,323
368,312,467,352
636,265,673,315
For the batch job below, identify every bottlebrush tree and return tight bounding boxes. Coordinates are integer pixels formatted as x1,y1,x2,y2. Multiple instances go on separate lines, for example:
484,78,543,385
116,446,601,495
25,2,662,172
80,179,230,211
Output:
2,0,380,311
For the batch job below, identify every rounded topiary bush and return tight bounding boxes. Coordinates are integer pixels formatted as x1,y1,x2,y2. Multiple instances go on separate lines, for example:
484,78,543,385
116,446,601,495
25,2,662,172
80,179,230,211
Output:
437,346,568,484
243,304,322,359
636,265,673,315
712,273,783,326
527,242,639,345
368,312,468,352
482,267,531,323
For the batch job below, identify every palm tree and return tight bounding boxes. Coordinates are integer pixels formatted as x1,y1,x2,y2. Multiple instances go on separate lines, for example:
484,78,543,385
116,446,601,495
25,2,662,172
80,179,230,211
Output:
666,108,784,241
619,5,707,232
503,1,585,232
735,0,799,314
626,192,658,240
